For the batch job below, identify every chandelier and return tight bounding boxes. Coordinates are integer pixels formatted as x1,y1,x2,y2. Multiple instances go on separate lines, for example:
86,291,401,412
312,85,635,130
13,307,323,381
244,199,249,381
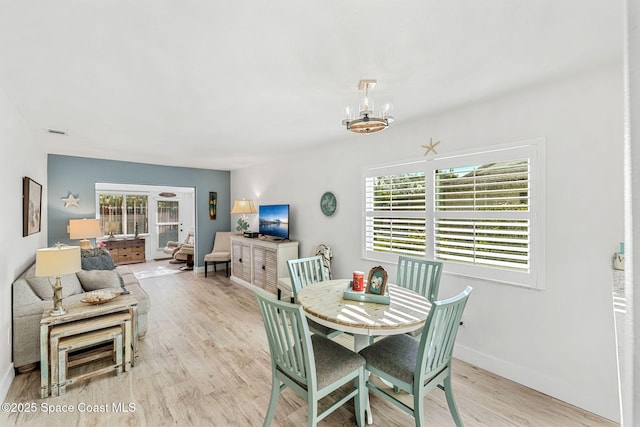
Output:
342,79,394,134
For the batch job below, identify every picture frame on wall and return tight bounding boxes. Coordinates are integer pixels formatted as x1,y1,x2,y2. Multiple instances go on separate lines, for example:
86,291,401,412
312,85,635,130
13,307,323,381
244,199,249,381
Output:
366,266,388,296
209,191,217,220
23,176,42,236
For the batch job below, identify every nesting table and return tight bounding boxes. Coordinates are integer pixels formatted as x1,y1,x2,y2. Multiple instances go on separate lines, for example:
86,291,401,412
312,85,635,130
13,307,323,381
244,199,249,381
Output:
40,294,138,398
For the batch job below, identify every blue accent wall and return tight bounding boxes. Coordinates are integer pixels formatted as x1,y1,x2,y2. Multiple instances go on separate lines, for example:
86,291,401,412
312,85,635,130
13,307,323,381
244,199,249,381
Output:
47,154,230,266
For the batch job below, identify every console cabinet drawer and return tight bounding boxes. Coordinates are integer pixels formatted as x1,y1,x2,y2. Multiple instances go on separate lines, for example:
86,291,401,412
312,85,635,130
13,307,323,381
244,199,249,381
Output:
103,238,146,265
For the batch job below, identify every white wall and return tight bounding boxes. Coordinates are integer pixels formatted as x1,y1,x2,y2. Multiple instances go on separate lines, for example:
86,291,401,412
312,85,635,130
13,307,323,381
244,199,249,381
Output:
232,64,623,421
622,0,640,423
0,89,47,400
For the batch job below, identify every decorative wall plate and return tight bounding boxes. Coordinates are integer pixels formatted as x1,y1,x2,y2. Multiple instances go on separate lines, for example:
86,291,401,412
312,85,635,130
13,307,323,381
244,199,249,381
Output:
320,192,337,216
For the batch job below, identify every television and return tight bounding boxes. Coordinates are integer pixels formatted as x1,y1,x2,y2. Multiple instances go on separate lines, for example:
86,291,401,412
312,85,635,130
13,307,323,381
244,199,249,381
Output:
259,204,290,240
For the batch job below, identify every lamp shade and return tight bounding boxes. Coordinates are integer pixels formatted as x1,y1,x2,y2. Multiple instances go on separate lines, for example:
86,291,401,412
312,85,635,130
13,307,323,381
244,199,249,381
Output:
231,200,256,215
105,221,120,233
35,246,81,277
69,218,102,239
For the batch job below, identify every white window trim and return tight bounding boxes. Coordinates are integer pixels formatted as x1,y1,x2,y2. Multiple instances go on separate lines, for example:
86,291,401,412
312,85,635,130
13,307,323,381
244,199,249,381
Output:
426,138,545,289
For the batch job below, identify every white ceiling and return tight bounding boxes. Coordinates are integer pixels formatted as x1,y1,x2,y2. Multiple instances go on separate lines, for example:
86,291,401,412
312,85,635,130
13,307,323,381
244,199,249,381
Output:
0,1,622,170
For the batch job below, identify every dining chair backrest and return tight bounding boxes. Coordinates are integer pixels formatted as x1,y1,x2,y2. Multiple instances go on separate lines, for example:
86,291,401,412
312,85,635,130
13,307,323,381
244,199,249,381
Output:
254,288,366,426
396,256,443,302
287,256,328,298
254,289,316,390
417,286,472,385
359,286,472,426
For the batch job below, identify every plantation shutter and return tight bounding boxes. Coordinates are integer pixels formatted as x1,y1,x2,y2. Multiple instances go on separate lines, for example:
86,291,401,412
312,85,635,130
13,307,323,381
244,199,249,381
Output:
364,162,426,260
433,159,530,272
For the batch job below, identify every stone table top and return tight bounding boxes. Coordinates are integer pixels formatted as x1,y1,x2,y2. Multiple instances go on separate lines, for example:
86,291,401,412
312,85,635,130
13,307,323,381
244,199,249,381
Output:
296,279,431,336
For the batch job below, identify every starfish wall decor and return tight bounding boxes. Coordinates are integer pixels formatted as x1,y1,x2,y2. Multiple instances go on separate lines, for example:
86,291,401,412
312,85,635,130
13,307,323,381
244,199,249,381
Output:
62,192,80,208
422,137,441,156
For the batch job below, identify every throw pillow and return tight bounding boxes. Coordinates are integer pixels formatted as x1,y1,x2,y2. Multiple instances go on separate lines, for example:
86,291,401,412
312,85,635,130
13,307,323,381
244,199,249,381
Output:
25,265,84,300
76,269,124,292
81,247,116,270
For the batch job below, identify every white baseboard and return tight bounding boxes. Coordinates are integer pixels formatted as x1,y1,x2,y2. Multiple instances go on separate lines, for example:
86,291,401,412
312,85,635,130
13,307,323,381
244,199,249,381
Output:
454,344,620,423
0,362,14,402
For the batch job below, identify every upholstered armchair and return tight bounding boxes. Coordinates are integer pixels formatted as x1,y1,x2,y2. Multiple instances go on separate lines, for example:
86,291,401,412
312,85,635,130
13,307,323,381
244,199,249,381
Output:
175,246,193,270
204,231,233,277
163,231,195,264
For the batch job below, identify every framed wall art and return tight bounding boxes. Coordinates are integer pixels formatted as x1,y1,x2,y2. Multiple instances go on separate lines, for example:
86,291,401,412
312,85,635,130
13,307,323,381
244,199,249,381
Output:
23,176,42,236
209,192,217,220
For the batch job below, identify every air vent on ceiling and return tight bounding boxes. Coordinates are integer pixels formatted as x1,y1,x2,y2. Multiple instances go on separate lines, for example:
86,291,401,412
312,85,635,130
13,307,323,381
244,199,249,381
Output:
47,129,67,135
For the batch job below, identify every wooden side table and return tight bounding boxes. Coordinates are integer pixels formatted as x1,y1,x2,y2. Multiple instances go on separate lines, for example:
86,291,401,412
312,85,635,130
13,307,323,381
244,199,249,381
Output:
40,294,138,398
48,312,132,396
57,326,124,396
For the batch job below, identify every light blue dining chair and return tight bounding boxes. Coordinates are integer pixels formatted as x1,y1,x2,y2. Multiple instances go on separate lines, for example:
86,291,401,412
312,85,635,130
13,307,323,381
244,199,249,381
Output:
288,256,343,339
396,256,443,303
254,289,366,427
359,286,473,427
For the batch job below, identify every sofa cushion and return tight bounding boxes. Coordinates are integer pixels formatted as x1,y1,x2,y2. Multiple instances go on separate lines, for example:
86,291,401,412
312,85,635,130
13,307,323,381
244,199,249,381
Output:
125,283,151,315
80,247,116,270
24,265,84,300
76,269,124,292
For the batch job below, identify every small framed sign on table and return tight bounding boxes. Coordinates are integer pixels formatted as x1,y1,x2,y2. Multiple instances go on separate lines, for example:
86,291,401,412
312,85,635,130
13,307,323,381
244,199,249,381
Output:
366,266,388,296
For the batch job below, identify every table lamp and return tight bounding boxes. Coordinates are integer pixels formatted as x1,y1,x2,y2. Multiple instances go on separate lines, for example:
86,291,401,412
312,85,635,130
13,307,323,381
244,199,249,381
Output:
231,199,256,233
69,218,102,250
105,221,120,240
35,245,81,316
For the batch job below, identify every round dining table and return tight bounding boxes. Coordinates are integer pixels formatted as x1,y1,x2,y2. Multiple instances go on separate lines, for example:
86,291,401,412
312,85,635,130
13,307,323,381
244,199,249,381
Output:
297,278,432,424
296,278,432,352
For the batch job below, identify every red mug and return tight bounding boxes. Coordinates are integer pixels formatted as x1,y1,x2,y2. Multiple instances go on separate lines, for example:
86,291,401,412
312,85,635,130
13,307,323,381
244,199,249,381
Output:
352,271,364,291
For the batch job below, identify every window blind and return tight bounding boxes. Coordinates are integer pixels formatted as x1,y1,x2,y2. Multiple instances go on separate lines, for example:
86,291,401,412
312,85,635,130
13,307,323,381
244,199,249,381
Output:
365,171,426,258
433,159,530,272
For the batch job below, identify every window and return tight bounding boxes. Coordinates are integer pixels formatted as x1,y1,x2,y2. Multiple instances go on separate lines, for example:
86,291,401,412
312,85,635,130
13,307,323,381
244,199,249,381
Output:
364,141,544,288
427,143,543,287
157,200,179,248
433,159,530,271
364,161,427,263
97,193,149,236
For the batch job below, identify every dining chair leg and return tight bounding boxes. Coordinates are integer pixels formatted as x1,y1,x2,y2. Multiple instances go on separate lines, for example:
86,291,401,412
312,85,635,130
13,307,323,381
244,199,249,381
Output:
263,377,280,427
307,399,319,427
443,375,464,427
355,368,366,427
414,389,426,427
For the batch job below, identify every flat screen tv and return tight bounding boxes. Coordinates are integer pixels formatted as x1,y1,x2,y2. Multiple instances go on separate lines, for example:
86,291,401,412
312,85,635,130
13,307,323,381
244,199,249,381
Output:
259,204,290,240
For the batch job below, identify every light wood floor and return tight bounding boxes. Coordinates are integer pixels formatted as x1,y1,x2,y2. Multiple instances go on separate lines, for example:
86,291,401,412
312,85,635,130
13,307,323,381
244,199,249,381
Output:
2,261,617,427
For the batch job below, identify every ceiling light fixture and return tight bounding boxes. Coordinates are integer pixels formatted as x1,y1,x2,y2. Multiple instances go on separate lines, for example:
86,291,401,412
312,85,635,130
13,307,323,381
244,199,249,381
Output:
342,79,394,134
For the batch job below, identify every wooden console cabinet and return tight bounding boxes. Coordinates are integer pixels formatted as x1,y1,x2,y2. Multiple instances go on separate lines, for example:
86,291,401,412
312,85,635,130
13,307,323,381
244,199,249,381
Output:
230,236,298,295
103,238,146,265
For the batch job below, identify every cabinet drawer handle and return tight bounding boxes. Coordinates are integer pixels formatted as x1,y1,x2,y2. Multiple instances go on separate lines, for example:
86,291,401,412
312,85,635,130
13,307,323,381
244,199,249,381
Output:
262,265,266,270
